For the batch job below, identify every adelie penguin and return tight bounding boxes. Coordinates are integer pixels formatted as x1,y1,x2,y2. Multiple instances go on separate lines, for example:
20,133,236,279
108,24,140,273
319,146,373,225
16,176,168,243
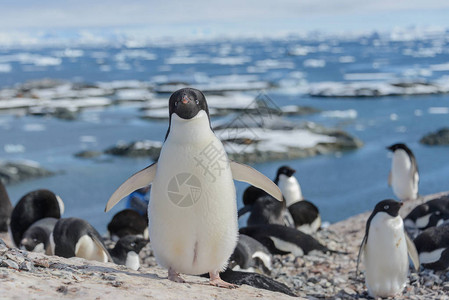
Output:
109,235,149,271
229,234,272,274
274,166,321,234
107,209,149,241
404,195,449,232
0,181,12,233
19,217,58,254
9,189,64,247
50,217,113,263
387,143,419,202
105,88,282,288
239,224,341,256
357,199,419,298
413,223,449,271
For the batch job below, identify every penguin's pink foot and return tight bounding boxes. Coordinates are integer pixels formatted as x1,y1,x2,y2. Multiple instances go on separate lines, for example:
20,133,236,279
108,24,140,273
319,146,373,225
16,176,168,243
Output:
209,271,238,289
168,267,185,283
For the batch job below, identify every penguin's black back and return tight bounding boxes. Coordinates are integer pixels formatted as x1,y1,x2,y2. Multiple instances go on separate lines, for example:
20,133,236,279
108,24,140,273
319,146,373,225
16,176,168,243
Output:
0,181,12,232
109,235,149,265
219,269,296,297
53,217,104,258
288,200,320,228
10,189,62,246
107,209,148,239
239,224,329,255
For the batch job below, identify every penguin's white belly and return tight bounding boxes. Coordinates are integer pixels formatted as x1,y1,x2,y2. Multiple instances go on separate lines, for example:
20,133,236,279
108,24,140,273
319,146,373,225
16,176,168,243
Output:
364,214,408,298
392,152,417,201
149,135,238,275
278,175,302,206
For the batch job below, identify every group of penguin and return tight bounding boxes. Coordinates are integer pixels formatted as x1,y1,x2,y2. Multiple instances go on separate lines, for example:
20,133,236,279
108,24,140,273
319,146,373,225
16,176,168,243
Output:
0,183,150,271
357,143,449,298
1,87,449,298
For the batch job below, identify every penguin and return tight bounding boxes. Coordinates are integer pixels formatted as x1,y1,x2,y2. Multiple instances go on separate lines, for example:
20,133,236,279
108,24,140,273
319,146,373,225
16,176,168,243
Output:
19,217,58,254
209,269,297,297
413,224,449,271
50,217,113,263
239,224,340,256
356,199,419,298
229,234,272,274
109,235,149,271
9,189,64,247
107,209,149,241
105,88,282,288
274,166,321,234
387,143,419,201
0,181,12,232
238,192,294,228
404,195,449,231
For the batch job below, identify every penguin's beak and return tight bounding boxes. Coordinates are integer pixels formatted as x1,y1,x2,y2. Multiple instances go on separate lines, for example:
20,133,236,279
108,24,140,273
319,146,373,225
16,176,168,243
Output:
181,95,189,104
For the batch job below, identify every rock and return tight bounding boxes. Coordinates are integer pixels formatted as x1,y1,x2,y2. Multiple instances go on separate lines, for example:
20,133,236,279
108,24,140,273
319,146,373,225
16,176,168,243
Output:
420,127,449,145
104,140,162,159
74,150,103,158
0,161,54,184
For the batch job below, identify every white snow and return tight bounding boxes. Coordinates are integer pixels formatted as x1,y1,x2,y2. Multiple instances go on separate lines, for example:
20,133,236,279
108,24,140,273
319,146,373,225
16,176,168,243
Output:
343,73,396,81
115,89,153,101
428,107,449,114
322,109,358,119
303,59,326,68
0,64,12,73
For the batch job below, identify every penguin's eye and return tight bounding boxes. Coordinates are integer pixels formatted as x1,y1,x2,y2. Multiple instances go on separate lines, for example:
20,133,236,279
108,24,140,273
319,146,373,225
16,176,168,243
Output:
195,99,199,105
33,238,38,242
130,242,136,247
174,101,178,107
384,205,390,210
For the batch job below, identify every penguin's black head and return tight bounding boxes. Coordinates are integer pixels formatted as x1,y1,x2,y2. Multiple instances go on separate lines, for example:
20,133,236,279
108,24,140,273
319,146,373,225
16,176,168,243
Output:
373,199,403,218
20,227,47,251
276,166,296,179
116,235,149,253
168,88,209,120
387,143,410,152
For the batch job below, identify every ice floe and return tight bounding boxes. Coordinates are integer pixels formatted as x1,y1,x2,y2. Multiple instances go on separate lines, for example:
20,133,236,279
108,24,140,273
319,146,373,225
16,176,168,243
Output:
322,110,357,119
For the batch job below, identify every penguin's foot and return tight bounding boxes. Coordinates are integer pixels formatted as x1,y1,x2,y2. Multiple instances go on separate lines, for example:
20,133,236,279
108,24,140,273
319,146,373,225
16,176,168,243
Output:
209,271,238,289
168,267,185,283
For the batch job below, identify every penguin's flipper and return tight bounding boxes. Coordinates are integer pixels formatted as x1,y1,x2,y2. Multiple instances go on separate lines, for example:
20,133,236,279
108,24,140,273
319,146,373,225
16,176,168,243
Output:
388,171,392,187
238,205,252,218
89,233,114,263
105,163,157,212
230,161,282,201
356,235,367,279
405,232,420,271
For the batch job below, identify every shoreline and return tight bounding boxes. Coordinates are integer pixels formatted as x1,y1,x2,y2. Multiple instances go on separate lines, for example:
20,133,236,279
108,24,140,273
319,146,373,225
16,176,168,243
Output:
1,191,449,299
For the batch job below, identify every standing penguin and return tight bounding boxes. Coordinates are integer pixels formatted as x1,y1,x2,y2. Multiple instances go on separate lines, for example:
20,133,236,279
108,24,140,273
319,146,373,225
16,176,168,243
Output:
387,143,419,201
0,181,12,232
105,88,282,288
274,166,321,234
357,199,419,298
9,189,64,247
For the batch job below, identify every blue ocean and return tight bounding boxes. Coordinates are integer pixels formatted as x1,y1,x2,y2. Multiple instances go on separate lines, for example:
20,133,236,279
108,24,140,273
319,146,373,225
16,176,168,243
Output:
1,30,448,233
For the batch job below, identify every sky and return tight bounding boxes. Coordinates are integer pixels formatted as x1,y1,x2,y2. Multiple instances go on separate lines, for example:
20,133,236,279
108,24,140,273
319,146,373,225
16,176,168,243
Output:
1,0,449,38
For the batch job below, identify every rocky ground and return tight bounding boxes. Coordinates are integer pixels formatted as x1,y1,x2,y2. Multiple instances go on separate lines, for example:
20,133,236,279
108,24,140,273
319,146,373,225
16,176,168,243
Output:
1,191,449,299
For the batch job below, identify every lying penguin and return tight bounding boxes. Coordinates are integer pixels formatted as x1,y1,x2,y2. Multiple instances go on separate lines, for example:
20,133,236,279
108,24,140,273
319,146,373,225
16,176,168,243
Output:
105,88,282,288
10,189,64,247
107,209,149,241
19,217,58,254
239,224,342,256
229,234,272,275
404,195,449,232
413,223,449,271
357,199,419,298
50,218,113,263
